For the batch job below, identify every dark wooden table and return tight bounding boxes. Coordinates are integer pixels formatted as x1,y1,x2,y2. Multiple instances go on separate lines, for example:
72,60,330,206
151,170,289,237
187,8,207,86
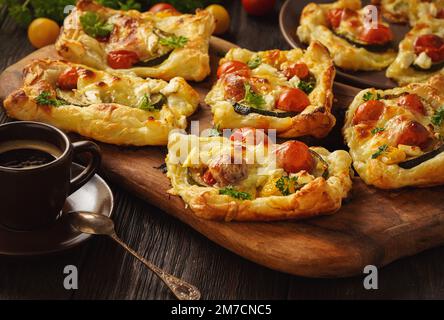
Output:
1,0,444,300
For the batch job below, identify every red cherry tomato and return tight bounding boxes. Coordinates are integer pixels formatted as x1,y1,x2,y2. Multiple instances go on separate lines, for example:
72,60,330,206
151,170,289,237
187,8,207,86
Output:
437,8,444,19
107,50,139,69
241,0,276,16
353,100,385,125
276,88,310,113
202,170,216,185
275,141,314,173
282,63,310,80
57,67,79,90
397,121,430,149
217,60,250,79
230,128,270,145
397,94,426,115
326,8,344,28
149,3,178,13
414,34,444,63
359,24,393,45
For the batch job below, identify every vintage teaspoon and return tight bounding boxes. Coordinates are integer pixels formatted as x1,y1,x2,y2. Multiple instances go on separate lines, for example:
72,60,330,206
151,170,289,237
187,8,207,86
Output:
67,211,201,300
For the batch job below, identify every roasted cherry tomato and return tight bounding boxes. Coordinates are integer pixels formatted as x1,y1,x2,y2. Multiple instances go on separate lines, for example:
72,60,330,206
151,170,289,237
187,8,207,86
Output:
397,121,430,149
28,18,60,49
149,3,178,13
353,100,385,125
230,128,270,145
414,34,444,63
107,50,139,69
223,74,247,101
397,94,426,115
202,170,216,185
241,0,276,16
206,4,230,35
282,63,310,80
57,67,79,90
359,24,393,45
275,141,314,173
326,8,344,28
217,61,250,78
437,8,444,19
276,88,310,113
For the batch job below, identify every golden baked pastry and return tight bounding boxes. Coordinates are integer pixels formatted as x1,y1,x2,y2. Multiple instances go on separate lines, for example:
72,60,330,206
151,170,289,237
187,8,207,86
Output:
373,0,444,25
56,0,215,81
166,130,353,221
344,75,444,189
297,0,396,71
3,60,199,146
205,41,336,139
386,20,444,85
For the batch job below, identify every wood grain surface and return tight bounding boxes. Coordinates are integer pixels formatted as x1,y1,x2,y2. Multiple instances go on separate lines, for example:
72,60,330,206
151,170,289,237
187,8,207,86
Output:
3,34,444,279
1,1,444,299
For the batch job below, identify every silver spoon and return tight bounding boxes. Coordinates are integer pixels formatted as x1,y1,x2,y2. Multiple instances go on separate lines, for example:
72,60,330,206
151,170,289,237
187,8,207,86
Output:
67,211,201,300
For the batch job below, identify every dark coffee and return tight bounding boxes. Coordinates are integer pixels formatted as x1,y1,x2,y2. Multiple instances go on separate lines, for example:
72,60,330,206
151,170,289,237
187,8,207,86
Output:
0,140,62,169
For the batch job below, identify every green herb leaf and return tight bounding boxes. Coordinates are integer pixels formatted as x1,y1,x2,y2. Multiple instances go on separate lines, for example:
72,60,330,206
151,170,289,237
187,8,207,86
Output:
80,12,114,38
297,80,314,94
138,94,163,112
371,144,388,159
35,91,66,107
206,128,222,137
363,92,382,102
431,107,444,127
159,35,188,48
97,0,141,10
275,176,303,196
371,127,385,135
219,186,252,200
247,56,261,69
243,83,265,108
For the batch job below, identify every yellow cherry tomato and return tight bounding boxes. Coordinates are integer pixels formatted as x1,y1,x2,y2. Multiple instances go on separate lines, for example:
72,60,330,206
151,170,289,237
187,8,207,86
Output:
28,18,60,49
206,4,230,35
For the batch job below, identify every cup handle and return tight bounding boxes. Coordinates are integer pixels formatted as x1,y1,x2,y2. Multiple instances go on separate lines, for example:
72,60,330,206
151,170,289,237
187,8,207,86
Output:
69,141,102,195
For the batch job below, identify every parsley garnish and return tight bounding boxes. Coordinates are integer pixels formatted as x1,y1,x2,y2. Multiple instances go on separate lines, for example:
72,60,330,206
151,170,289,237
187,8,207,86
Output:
363,92,382,102
371,127,385,135
431,107,444,127
297,80,314,94
206,127,222,137
275,176,302,196
159,35,188,48
35,91,66,107
219,186,252,200
247,56,261,69
371,144,388,159
243,83,265,108
138,94,162,112
80,12,114,38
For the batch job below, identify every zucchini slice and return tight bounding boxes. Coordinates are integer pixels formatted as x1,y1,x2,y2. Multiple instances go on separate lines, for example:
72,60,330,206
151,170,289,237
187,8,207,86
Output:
399,145,444,169
233,103,299,118
333,30,394,52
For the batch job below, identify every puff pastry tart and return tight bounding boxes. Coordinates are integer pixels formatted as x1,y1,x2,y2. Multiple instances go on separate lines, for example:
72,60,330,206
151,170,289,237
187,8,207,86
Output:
386,20,444,85
297,0,396,71
205,41,336,139
344,75,444,189
166,130,353,221
3,60,199,146
372,0,444,25
55,0,215,81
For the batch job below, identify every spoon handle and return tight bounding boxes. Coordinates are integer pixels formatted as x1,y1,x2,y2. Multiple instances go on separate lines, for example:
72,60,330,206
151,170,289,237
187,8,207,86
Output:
109,233,201,300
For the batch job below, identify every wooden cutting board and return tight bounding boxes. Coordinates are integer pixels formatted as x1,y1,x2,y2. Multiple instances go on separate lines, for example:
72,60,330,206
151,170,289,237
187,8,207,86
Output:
2,38,444,278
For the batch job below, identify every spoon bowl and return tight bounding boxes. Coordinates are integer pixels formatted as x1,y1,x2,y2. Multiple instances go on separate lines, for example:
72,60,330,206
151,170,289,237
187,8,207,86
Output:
68,211,115,235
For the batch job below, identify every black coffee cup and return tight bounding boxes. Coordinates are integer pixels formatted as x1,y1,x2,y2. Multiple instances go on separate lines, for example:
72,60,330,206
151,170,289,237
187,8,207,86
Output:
0,121,101,231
